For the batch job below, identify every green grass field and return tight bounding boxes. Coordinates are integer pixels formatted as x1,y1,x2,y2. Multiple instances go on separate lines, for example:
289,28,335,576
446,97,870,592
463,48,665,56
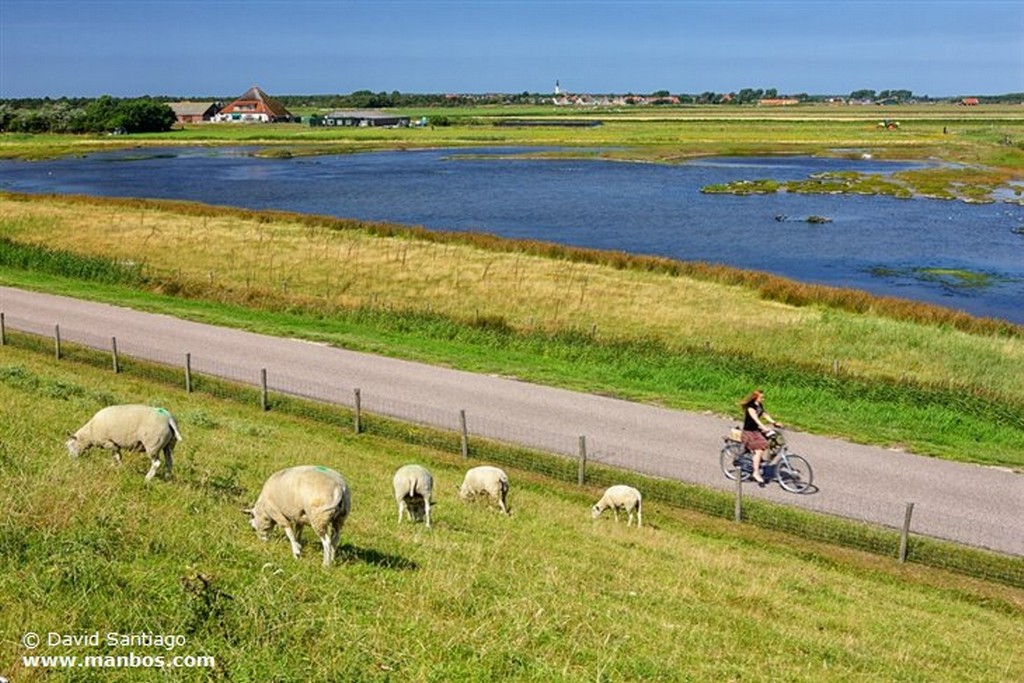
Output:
1,344,1022,682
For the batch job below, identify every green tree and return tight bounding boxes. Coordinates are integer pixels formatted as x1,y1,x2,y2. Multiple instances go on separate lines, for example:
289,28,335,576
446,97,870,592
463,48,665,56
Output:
114,99,176,133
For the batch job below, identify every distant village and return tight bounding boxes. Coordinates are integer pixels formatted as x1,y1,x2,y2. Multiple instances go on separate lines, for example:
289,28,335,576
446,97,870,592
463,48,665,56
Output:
1,83,1010,135
165,84,997,129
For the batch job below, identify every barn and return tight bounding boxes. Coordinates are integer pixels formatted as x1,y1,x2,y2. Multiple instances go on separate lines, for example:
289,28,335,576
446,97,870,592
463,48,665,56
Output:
309,110,411,128
167,102,219,124
213,86,296,123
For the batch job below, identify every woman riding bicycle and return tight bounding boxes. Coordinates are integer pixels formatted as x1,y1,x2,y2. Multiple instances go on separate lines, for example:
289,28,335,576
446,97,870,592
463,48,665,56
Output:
739,389,781,484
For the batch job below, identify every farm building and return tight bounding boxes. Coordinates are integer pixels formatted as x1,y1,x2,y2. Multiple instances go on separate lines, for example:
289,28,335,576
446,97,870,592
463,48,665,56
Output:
309,110,411,128
213,86,296,123
167,101,219,123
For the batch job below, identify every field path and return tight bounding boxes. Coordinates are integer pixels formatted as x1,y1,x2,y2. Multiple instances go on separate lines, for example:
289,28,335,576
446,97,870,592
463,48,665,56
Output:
1,286,1020,557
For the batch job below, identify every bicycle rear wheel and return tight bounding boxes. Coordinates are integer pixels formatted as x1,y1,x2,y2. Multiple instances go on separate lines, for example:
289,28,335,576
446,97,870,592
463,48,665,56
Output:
776,454,813,493
720,442,750,481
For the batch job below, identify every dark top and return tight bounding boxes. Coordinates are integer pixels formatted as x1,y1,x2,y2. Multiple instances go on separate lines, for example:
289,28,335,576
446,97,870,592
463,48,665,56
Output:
742,400,763,432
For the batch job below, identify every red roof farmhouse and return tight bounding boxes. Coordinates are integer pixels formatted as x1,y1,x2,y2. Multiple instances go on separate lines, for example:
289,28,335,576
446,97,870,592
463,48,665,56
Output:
213,86,295,122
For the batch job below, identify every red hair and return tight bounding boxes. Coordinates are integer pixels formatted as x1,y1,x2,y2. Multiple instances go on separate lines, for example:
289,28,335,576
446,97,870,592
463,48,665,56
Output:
739,389,763,406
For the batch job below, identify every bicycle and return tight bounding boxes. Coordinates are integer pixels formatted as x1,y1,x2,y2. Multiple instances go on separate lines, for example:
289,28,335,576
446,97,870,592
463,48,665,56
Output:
719,428,813,493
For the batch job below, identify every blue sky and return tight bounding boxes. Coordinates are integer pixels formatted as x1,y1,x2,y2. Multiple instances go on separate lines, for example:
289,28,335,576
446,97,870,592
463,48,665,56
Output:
1,0,1021,98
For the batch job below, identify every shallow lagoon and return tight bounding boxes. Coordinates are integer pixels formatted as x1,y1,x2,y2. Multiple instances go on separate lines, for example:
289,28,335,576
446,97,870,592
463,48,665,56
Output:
2,147,1022,323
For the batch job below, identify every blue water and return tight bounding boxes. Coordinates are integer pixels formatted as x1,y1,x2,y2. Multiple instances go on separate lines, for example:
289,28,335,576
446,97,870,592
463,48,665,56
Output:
2,146,1022,323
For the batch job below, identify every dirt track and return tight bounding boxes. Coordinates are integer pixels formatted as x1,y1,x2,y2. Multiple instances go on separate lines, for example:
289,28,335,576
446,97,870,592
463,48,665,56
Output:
1,286,1020,556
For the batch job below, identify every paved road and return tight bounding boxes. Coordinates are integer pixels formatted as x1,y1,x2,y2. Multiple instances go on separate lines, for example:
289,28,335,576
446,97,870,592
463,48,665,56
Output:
1,286,1020,556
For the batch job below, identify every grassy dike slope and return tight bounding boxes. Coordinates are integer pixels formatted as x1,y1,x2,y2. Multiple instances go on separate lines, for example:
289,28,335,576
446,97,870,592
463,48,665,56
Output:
1,344,1022,682
1,193,1022,468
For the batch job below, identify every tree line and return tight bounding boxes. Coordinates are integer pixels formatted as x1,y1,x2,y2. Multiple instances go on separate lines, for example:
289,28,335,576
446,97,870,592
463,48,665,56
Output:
0,95,176,134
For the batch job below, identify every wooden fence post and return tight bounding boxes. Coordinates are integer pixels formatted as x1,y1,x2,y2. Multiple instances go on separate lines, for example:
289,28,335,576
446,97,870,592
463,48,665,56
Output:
54,324,61,360
459,409,469,458
354,388,362,434
577,435,587,485
899,502,915,563
260,368,268,411
184,353,192,393
111,337,120,373
1,312,5,346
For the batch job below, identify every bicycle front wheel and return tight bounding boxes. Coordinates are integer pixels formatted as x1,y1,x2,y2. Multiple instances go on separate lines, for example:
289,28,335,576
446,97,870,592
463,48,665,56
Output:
720,443,749,481
776,454,813,493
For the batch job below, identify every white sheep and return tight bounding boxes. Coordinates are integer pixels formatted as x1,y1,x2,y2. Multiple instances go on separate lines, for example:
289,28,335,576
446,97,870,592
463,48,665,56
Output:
66,404,182,481
393,464,434,528
246,465,351,567
459,465,509,515
591,485,643,527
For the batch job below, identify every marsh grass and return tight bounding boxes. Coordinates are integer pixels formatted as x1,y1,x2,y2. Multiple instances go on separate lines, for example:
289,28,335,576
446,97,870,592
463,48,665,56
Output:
702,167,1015,203
1,345,1022,681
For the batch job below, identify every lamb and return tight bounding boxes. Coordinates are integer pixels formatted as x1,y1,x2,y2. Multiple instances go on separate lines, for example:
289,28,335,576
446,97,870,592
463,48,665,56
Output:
66,404,182,481
393,464,434,528
591,485,643,527
246,465,351,567
458,465,510,515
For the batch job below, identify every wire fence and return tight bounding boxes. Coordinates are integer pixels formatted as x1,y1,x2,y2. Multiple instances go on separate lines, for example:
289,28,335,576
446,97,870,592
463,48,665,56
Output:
1,312,1022,588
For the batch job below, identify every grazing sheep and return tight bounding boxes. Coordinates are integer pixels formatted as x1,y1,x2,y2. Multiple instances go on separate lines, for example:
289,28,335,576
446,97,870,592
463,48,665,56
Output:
459,465,509,515
591,485,642,527
66,404,182,481
246,465,351,567
393,464,434,528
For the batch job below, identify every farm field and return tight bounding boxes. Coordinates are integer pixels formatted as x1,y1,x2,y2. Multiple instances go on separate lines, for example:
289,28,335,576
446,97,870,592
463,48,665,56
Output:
1,344,1022,682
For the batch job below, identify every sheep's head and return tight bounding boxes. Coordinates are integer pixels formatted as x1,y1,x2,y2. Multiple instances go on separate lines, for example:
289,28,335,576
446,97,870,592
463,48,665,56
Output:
591,504,603,520
65,434,82,457
245,508,273,541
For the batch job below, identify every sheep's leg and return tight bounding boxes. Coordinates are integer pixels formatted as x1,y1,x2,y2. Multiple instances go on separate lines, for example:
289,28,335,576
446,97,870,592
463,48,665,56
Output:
498,494,509,516
319,532,334,567
163,443,174,478
613,508,620,523
282,525,302,559
112,447,122,466
637,508,642,528
330,523,342,556
144,455,161,481
424,498,431,528
397,499,407,524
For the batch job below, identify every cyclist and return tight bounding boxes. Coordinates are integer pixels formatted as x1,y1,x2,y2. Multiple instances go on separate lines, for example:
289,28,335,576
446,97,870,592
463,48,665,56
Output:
739,389,781,484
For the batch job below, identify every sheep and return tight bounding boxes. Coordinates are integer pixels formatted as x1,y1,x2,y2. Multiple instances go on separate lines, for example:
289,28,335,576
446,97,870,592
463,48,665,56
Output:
591,485,642,527
393,464,433,528
66,404,182,481
458,465,509,515
246,465,351,567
